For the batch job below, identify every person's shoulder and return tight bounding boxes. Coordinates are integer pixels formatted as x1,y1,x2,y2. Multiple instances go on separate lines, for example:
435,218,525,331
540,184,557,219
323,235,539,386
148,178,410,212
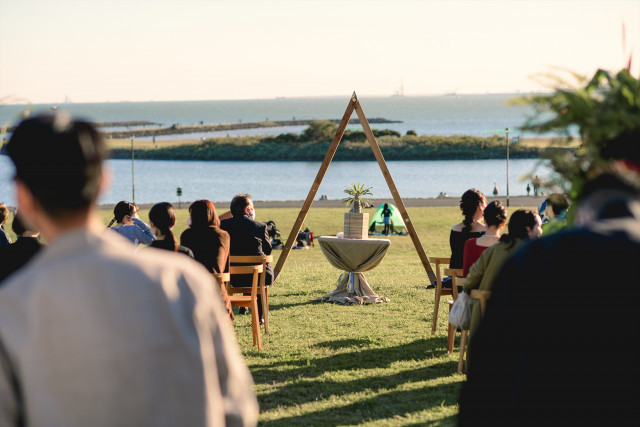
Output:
464,237,478,247
451,223,464,232
212,226,229,238
219,217,234,229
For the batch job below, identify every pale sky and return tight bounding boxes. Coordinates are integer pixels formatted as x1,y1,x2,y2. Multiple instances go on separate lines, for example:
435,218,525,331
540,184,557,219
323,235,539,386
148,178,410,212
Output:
1,0,639,104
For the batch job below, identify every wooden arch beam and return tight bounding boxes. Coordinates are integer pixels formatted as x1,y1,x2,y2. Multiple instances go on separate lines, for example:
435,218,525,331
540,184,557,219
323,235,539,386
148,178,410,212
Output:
274,93,436,285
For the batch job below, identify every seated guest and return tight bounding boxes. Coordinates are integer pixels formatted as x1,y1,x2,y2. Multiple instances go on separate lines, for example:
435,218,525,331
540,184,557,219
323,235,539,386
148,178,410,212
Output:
463,209,542,352
463,201,507,277
220,194,273,320
0,203,12,247
450,189,487,269
180,199,233,321
147,202,193,258
180,200,230,274
542,193,570,235
428,188,486,289
0,212,43,284
107,201,155,246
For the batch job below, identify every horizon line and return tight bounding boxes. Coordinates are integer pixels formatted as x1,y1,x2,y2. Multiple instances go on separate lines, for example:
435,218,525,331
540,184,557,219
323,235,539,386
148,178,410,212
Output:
1,90,550,107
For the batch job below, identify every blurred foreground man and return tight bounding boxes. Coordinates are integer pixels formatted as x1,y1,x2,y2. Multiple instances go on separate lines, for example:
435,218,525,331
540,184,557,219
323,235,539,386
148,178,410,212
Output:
0,113,258,426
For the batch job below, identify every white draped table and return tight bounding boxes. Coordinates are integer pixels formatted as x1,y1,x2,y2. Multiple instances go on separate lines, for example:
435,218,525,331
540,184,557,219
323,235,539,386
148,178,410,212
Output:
315,236,391,305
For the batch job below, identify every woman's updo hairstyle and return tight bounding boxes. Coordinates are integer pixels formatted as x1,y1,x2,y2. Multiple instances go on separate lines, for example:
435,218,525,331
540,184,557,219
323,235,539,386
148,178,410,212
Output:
459,188,486,233
107,201,135,228
149,202,178,252
499,209,538,248
483,200,508,227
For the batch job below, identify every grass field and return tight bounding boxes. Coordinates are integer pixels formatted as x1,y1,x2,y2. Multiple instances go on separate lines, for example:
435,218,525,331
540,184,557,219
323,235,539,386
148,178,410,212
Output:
83,205,531,425
5,205,537,424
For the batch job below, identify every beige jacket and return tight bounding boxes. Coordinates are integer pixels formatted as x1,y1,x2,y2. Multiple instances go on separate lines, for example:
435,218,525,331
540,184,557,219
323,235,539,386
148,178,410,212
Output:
0,229,258,427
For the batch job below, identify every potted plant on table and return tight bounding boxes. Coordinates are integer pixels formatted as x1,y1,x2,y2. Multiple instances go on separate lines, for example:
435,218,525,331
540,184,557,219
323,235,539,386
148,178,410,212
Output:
342,183,373,239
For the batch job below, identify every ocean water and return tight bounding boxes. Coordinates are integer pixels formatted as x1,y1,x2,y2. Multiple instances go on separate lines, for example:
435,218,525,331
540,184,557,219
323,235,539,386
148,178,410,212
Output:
0,93,542,138
0,94,556,206
0,156,551,207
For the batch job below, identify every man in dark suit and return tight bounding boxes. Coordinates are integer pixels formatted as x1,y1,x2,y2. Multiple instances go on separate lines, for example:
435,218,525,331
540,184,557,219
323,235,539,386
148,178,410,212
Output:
221,194,273,318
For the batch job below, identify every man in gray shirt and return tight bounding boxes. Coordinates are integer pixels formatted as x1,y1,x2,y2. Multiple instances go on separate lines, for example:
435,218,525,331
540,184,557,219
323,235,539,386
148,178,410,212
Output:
0,113,258,426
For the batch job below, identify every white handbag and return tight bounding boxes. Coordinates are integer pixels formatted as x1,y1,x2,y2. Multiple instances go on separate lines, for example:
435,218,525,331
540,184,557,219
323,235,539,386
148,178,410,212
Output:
448,291,471,329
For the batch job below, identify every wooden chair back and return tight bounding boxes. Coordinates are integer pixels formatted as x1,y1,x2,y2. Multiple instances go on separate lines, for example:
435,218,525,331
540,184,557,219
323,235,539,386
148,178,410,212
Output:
428,256,450,335
227,264,263,350
443,268,465,354
229,255,273,334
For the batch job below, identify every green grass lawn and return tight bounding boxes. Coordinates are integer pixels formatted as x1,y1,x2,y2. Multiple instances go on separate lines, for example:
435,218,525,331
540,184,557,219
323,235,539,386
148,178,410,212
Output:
95,205,535,426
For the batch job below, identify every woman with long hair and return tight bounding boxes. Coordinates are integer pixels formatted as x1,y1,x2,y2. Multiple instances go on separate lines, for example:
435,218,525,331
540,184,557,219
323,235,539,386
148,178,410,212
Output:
147,202,193,258
463,209,542,346
449,189,487,268
462,201,508,277
107,201,155,246
180,199,233,321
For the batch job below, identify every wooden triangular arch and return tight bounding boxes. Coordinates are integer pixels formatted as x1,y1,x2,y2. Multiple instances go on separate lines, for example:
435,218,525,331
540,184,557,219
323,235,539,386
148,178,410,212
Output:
274,92,436,285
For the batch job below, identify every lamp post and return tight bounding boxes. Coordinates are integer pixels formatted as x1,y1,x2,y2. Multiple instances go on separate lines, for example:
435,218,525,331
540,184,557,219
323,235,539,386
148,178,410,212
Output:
505,127,510,207
130,135,136,204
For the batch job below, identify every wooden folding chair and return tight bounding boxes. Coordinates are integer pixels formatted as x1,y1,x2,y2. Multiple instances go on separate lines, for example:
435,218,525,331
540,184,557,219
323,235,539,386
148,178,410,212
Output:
229,255,273,334
428,256,451,335
224,265,263,350
457,289,491,374
443,268,464,354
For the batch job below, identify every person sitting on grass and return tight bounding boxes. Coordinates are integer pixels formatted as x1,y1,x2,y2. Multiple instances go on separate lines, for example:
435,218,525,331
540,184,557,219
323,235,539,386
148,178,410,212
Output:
147,202,193,258
107,200,155,246
462,200,507,277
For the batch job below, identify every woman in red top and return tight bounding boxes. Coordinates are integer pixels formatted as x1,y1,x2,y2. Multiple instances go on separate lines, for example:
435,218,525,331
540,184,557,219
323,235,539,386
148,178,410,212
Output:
463,201,507,277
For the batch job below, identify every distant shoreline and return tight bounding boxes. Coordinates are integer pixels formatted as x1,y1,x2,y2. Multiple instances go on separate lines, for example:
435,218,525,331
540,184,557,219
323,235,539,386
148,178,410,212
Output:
98,196,544,210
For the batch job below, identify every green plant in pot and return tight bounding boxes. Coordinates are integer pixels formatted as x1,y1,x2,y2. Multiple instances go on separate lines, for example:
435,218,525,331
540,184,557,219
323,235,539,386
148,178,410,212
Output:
342,183,373,238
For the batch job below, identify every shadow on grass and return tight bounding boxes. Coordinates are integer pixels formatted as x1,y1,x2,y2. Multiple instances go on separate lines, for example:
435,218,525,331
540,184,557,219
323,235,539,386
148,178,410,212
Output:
252,337,452,370
260,379,461,426
253,338,461,420
269,301,317,311
311,338,373,350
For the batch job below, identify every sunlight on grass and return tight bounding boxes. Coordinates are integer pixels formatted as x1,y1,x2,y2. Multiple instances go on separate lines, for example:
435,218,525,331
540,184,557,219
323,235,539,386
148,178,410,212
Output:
97,204,536,425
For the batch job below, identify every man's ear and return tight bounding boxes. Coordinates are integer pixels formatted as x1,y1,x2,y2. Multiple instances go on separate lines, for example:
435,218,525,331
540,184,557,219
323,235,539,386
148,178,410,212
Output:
15,180,35,218
100,169,112,194
15,180,40,231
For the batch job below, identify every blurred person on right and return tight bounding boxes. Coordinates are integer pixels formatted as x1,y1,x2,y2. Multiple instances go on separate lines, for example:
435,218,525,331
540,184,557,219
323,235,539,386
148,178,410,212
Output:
541,192,570,235
459,68,640,425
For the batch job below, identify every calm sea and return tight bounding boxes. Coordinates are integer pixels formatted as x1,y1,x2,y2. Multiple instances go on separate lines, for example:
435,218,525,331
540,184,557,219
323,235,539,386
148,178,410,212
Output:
0,156,550,207
0,93,543,138
0,94,555,206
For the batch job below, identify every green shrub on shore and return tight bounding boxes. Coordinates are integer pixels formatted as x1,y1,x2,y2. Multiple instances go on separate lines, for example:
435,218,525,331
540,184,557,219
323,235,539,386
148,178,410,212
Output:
108,131,548,161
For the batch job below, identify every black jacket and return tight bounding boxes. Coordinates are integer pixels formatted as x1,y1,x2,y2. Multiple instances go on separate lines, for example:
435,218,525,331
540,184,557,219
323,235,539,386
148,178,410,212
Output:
220,215,273,286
